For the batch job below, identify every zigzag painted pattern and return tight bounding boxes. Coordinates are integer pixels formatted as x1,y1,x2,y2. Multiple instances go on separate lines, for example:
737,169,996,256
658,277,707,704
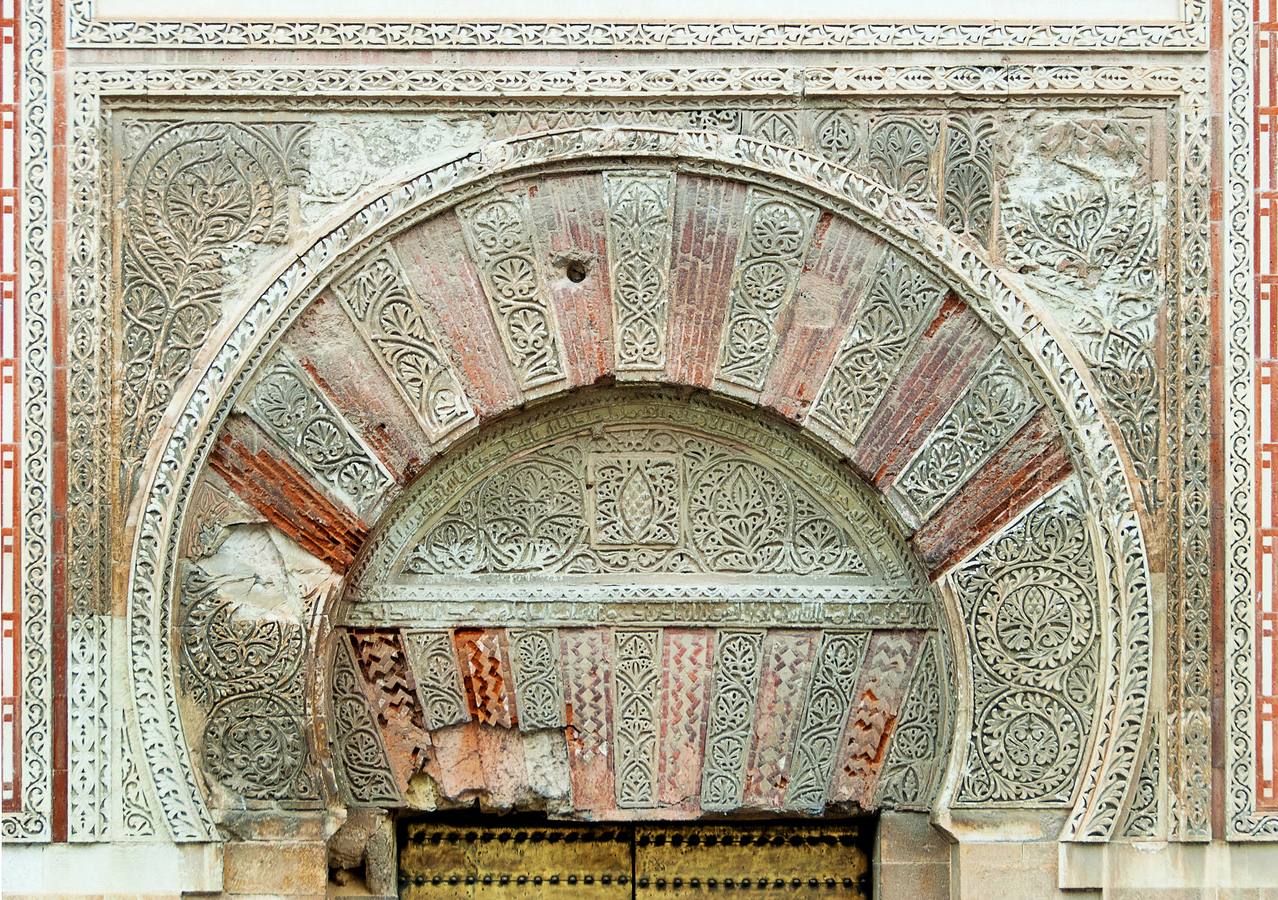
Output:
349,630,426,732
453,629,517,728
658,629,714,807
560,628,615,811
744,630,819,808
831,630,921,806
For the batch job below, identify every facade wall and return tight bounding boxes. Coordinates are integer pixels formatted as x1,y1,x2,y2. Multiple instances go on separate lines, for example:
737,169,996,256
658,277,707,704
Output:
1,0,1276,897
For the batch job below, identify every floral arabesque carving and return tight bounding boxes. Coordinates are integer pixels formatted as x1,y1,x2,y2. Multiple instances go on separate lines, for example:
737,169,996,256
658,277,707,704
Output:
876,638,949,809
891,350,1041,524
330,640,403,806
118,121,309,483
716,189,819,391
603,171,676,374
241,352,392,517
330,248,474,442
951,479,1100,805
701,630,765,811
785,631,870,812
402,630,470,730
613,629,661,808
398,417,887,580
178,564,318,802
109,125,1150,841
808,249,948,444
457,192,565,389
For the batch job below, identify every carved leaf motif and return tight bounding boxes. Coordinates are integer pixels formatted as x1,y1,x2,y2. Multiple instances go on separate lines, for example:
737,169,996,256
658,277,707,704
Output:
332,250,474,440
119,122,307,476
1000,117,1162,513
942,115,996,243
876,639,948,810
716,190,819,391
402,418,880,579
507,629,566,731
613,630,661,808
330,641,402,806
402,631,471,730
892,350,1040,523
808,250,947,443
785,631,869,812
242,353,392,516
701,630,765,811
458,193,565,388
867,119,937,203
178,564,317,802
604,172,675,371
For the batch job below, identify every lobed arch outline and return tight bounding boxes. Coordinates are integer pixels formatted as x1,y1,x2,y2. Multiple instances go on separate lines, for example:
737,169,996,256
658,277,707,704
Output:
122,126,1152,845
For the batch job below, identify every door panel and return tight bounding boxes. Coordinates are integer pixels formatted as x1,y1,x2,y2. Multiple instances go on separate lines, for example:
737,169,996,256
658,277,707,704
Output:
399,823,632,898
634,824,868,897
399,821,869,898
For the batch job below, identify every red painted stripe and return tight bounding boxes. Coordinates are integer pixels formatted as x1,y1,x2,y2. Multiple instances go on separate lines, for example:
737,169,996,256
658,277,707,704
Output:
912,409,1072,578
209,420,369,573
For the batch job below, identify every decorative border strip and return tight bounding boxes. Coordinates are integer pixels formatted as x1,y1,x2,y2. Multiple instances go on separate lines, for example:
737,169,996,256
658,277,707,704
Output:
64,0,1207,49
1,0,53,842
72,64,1204,99
1225,0,1278,838
61,62,1203,843
0,0,20,817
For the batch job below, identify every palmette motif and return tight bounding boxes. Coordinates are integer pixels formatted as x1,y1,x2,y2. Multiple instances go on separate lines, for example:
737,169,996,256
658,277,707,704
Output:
604,172,675,373
398,415,889,580
507,629,567,731
242,353,392,517
82,116,1160,838
716,190,819,391
785,631,870,812
458,193,565,389
612,630,661,808
701,630,765,811
331,249,473,440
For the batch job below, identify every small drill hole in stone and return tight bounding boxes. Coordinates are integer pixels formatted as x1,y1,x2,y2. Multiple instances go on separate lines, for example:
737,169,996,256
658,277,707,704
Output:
565,260,588,283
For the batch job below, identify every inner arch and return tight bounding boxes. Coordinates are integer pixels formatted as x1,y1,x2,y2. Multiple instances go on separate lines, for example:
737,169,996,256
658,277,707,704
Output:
328,388,947,820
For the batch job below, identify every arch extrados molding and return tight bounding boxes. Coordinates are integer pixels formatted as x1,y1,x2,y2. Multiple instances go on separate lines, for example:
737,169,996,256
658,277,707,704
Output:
123,126,1152,843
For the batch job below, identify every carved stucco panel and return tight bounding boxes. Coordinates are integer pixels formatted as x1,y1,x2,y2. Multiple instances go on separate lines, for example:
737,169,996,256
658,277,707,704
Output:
116,120,310,485
891,348,1042,526
603,171,677,375
999,112,1166,518
329,248,475,442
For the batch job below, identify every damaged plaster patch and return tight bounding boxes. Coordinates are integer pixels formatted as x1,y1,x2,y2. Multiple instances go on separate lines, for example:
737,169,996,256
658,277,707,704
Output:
301,115,489,224
195,521,337,619
409,725,573,816
999,112,1166,512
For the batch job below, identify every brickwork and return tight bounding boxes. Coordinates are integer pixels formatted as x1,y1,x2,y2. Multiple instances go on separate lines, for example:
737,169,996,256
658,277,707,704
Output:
763,220,886,419
666,176,749,388
392,214,524,419
852,296,995,486
209,420,369,572
529,174,616,388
